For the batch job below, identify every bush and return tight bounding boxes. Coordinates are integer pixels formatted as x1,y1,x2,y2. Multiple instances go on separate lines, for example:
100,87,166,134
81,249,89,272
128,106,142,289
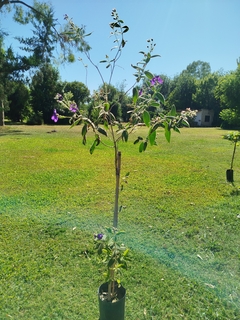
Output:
26,111,43,125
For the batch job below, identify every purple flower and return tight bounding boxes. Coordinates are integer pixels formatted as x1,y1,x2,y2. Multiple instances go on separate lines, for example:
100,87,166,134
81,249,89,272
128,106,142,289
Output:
69,103,78,112
51,109,58,123
55,93,63,102
139,89,143,96
150,76,163,86
96,233,103,240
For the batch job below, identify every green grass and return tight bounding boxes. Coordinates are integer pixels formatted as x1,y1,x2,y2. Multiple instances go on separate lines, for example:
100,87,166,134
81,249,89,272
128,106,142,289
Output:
0,125,239,319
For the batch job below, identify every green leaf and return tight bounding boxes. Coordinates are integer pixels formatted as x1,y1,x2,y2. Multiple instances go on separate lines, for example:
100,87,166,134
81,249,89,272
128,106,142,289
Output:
116,230,125,236
139,141,147,152
95,134,100,146
143,141,148,151
181,119,190,127
143,110,151,127
131,64,141,70
156,92,165,104
164,122,171,143
150,102,160,107
70,118,81,128
104,103,110,111
109,22,120,28
149,129,156,146
139,141,144,152
145,53,151,63
103,121,109,130
152,122,164,131
122,130,128,142
173,126,181,133
132,87,139,104
145,71,153,79
97,127,108,136
168,105,177,116
90,140,97,154
81,123,88,137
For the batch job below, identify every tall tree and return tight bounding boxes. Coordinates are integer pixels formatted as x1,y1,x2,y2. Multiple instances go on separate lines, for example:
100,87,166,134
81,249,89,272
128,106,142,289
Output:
184,60,211,79
167,73,196,110
0,0,43,11
193,73,221,125
215,64,240,128
30,63,60,123
6,81,30,122
215,65,240,111
61,81,90,107
13,1,59,65
0,1,62,125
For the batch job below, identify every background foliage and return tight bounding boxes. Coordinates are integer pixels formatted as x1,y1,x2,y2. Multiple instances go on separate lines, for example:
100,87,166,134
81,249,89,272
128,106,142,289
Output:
0,2,240,127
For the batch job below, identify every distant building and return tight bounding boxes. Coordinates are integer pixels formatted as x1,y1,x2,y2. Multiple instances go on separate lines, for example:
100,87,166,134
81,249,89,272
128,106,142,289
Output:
194,109,214,127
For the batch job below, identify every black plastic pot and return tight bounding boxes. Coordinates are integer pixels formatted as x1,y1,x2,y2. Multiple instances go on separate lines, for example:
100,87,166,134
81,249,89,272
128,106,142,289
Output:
98,282,126,320
226,169,234,182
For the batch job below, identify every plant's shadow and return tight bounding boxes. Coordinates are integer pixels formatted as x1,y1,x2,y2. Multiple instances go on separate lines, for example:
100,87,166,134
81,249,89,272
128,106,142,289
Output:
230,185,240,196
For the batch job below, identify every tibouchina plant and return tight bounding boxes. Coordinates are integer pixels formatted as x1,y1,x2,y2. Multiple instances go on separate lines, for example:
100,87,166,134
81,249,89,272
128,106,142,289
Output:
52,9,197,301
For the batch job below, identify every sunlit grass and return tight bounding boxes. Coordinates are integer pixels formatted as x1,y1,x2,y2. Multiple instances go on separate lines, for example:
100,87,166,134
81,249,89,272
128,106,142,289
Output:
0,125,239,319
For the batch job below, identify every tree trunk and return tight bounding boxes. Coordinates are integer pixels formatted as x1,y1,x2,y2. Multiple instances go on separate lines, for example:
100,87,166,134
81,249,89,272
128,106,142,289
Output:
0,100,5,126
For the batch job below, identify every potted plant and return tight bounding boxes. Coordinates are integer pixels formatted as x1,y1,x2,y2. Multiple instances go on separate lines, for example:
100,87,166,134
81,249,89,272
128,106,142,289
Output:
52,9,196,319
223,131,240,182
94,228,129,320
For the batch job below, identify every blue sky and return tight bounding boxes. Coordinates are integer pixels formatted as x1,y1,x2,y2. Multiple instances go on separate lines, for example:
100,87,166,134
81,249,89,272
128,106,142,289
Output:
1,0,240,92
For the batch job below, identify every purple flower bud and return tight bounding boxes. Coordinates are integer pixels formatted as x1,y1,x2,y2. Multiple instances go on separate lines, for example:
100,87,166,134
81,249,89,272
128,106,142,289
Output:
51,109,58,123
139,89,143,96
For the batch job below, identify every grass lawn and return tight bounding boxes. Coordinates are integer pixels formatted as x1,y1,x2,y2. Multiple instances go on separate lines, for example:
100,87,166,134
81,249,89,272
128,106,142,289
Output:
0,125,239,319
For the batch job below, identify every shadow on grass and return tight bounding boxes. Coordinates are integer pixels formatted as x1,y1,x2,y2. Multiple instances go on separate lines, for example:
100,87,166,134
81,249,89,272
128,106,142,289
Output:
0,129,31,136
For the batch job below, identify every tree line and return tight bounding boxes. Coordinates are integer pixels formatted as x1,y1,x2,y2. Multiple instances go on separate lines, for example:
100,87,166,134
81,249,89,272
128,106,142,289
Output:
1,1,240,128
